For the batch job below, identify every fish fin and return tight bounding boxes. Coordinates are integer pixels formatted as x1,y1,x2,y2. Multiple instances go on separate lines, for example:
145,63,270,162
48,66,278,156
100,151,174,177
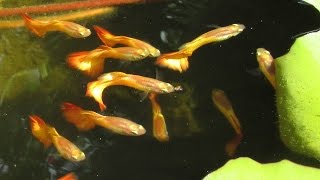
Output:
58,172,78,180
225,133,243,157
138,91,149,102
156,53,189,73
29,115,52,148
21,13,47,37
205,24,222,28
97,45,112,50
67,51,105,78
97,72,127,81
46,126,60,137
93,25,117,46
61,102,96,131
149,93,169,142
86,81,108,111
178,41,193,50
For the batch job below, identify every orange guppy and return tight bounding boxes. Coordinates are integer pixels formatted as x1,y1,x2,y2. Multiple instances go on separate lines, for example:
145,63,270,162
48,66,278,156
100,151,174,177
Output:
256,48,276,89
156,24,245,72
29,115,86,162
61,102,146,136
57,172,78,180
148,93,169,142
211,89,243,157
21,13,91,38
67,45,147,78
19,12,246,166
94,25,161,57
86,71,182,110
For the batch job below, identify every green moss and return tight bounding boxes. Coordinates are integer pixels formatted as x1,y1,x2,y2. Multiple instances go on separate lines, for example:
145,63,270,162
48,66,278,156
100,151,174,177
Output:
204,157,320,180
0,29,49,104
275,0,320,160
0,27,81,107
276,30,320,160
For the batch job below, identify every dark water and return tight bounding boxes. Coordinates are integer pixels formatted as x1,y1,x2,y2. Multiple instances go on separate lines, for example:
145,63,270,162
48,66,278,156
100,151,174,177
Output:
0,0,320,179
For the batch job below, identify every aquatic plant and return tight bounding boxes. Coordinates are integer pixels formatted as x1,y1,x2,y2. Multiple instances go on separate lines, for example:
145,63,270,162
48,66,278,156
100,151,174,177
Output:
0,0,166,17
0,7,116,29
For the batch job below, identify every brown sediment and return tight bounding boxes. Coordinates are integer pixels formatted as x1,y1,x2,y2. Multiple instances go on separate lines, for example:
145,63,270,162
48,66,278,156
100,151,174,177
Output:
0,0,166,17
0,7,115,29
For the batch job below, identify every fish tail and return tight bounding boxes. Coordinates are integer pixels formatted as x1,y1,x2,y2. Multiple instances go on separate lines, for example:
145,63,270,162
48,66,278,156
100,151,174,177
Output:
46,125,60,137
61,102,96,131
21,13,47,37
149,93,169,142
93,25,117,46
57,172,78,180
98,100,107,111
29,115,52,148
67,51,105,78
225,133,243,157
97,72,127,81
212,89,242,135
155,53,189,73
86,81,107,111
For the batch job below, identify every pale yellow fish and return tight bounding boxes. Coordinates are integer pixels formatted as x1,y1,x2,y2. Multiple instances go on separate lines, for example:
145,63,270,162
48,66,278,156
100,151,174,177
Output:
86,72,181,110
256,48,276,89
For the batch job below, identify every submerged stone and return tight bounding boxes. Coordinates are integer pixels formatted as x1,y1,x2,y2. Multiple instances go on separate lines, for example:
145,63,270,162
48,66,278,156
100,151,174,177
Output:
276,30,320,160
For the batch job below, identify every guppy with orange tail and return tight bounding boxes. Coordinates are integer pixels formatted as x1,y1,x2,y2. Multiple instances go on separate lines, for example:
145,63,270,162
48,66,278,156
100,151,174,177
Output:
211,89,243,157
86,72,182,110
29,115,85,162
61,102,146,136
148,93,169,142
21,13,91,38
93,25,160,57
156,24,245,72
67,45,147,78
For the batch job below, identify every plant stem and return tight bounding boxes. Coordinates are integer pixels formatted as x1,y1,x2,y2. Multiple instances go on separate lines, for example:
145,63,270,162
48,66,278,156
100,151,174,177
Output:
0,7,115,28
0,0,166,17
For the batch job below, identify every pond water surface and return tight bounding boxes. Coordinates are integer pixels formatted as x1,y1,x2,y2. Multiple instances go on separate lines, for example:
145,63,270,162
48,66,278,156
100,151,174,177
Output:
0,0,320,180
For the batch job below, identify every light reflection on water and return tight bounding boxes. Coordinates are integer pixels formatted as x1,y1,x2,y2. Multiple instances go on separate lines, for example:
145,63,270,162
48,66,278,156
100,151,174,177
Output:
0,0,320,179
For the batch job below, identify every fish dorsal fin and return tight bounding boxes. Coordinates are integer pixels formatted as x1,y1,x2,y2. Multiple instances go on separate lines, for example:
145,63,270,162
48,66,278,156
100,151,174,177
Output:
61,102,96,131
29,115,53,148
97,45,112,50
47,126,60,137
21,13,48,37
98,72,127,81
93,25,116,46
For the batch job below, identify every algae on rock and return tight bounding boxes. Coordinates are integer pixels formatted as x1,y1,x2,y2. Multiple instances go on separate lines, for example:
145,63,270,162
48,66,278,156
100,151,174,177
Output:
275,0,320,160
0,29,49,106
276,30,320,160
204,157,320,180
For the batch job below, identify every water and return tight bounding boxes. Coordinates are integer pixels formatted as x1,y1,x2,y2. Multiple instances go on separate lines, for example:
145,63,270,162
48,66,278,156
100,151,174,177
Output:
0,0,320,179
